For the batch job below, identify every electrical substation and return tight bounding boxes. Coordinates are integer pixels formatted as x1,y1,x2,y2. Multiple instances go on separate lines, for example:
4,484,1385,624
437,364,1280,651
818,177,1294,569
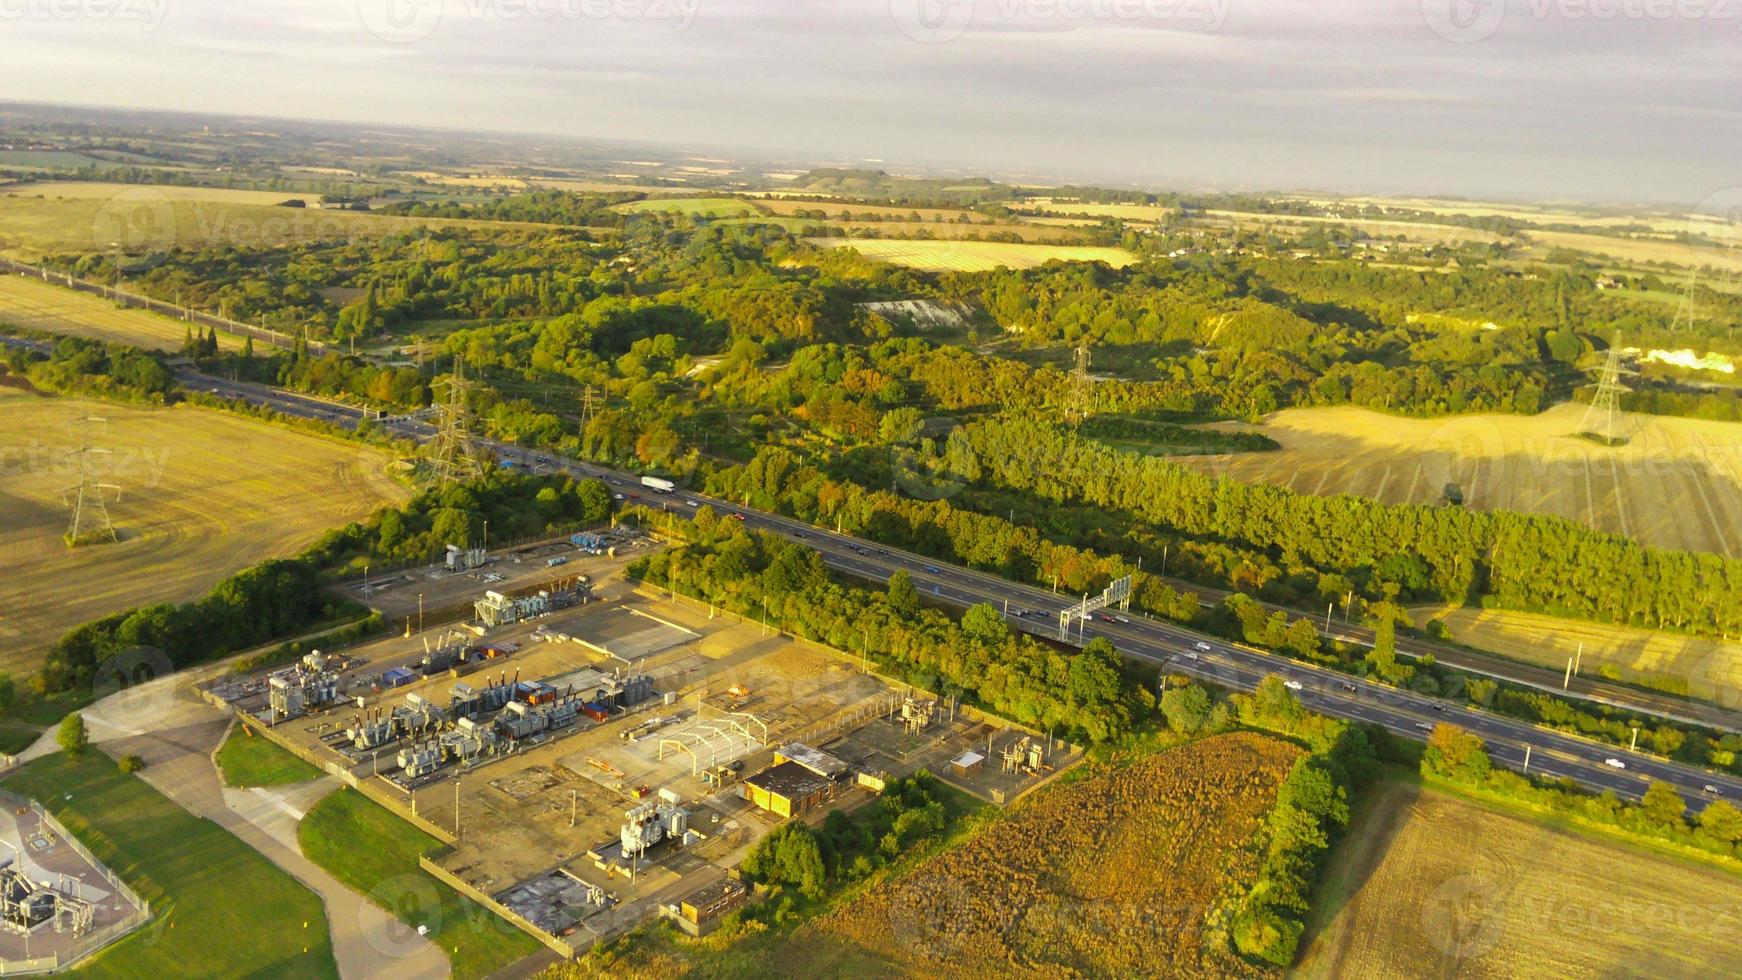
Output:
200,534,1083,958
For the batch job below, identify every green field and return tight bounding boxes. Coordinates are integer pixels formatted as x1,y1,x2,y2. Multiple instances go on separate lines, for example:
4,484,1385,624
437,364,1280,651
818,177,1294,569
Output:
214,723,323,788
3,752,337,978
805,237,1137,272
298,788,541,979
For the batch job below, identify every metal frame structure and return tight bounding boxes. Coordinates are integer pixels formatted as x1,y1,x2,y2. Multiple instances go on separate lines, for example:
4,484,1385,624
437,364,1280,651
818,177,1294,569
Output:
1057,575,1132,640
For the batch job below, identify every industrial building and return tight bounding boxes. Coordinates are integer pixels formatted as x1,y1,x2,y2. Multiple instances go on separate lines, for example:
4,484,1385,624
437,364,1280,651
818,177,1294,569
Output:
668,876,748,937
475,582,586,628
741,744,850,818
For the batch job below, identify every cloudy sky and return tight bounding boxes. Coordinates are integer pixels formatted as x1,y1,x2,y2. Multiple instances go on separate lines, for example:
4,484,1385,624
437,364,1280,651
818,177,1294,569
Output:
5,0,1740,202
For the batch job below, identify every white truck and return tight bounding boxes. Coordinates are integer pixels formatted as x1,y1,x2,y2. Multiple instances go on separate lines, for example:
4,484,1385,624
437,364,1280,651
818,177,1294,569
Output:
641,476,676,494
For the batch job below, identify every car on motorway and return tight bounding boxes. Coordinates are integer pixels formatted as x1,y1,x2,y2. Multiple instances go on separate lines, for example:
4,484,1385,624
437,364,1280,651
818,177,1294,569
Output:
876,548,891,556
730,513,745,521
611,493,625,501
1283,680,1304,691
793,531,805,538
1604,758,1627,769
1414,722,1433,732
1193,641,1212,652
1114,615,1130,623
1184,651,1199,661
1342,683,1357,693
685,499,700,507
1705,784,1722,795
1097,614,1115,623
923,565,940,574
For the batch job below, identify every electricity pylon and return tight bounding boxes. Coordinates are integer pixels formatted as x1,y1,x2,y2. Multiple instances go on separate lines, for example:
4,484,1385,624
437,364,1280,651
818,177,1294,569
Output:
62,416,121,545
429,359,482,487
1575,335,1632,446
1066,345,1092,425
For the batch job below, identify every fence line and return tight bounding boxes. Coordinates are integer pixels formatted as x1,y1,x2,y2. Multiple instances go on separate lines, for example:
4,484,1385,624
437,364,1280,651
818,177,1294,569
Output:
0,791,153,976
0,257,323,356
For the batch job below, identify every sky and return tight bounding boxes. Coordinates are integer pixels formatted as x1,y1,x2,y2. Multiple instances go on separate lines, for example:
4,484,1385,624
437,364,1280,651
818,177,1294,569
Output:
4,0,1741,203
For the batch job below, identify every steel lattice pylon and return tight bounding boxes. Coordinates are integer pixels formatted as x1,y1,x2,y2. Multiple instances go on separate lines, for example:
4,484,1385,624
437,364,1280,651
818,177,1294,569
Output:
62,415,121,545
429,359,482,487
1575,336,1631,446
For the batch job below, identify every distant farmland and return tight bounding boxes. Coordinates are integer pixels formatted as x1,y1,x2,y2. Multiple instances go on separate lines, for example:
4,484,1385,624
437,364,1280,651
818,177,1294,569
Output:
1297,783,1742,979
0,391,407,671
613,197,764,218
1179,403,1742,558
795,732,1301,977
0,182,519,259
0,273,243,352
806,237,1136,272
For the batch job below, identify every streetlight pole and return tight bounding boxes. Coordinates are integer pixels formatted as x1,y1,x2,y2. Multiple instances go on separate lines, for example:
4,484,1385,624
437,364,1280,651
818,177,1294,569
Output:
418,593,425,633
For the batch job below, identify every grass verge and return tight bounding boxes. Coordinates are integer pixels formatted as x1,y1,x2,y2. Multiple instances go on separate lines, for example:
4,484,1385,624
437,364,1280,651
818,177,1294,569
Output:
214,723,323,788
298,787,541,979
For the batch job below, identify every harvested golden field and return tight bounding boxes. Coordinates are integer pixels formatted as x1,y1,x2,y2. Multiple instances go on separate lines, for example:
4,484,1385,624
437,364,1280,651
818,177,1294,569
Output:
1297,783,1742,979
1410,606,1742,707
0,393,407,672
797,732,1302,978
1181,402,1742,557
807,237,1136,272
1524,229,1742,274
0,184,515,259
0,181,300,206
1284,194,1684,230
0,273,243,352
1015,200,1177,222
1198,209,1508,245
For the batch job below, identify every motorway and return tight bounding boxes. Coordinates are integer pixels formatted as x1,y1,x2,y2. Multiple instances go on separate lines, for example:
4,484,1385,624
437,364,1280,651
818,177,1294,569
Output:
5,335,1741,808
